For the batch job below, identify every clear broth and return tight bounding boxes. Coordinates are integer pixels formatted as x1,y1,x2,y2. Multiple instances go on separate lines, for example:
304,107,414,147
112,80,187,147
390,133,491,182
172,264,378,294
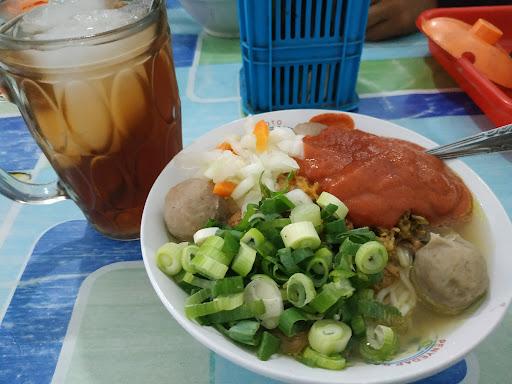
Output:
396,197,492,358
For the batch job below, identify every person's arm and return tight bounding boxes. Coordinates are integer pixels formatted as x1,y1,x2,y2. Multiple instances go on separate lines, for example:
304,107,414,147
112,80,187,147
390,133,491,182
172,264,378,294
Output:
366,0,438,41
438,1,511,6
367,0,511,42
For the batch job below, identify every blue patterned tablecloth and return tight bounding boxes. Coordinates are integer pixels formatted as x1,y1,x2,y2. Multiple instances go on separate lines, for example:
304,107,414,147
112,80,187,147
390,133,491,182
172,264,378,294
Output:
0,1,510,383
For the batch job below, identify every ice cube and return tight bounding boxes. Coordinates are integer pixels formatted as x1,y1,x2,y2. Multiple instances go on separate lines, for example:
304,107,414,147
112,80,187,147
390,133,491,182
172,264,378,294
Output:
14,0,152,40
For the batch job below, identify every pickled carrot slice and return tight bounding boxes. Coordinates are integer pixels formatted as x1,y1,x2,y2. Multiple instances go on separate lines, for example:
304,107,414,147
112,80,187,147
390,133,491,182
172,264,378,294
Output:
217,142,234,152
253,120,269,153
213,181,237,197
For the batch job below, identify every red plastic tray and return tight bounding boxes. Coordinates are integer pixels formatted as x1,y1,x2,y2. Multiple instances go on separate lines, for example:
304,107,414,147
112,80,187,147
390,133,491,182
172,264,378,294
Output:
417,6,512,127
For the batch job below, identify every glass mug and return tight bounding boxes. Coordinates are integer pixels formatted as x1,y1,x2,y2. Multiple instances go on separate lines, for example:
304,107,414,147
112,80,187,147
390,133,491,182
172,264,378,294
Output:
0,0,182,240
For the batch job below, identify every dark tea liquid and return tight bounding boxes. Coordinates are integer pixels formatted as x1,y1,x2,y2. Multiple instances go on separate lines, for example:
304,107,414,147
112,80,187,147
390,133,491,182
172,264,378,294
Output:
13,34,181,239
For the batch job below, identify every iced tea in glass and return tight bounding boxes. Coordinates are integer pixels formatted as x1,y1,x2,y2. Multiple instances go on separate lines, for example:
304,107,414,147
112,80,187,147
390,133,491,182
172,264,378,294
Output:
0,0,181,239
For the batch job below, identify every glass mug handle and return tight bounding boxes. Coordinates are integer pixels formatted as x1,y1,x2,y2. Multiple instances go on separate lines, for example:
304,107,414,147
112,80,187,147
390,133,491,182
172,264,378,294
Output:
0,86,68,204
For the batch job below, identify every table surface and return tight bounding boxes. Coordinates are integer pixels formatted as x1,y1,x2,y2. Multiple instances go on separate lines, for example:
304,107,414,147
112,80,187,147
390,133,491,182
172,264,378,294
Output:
1,2,511,384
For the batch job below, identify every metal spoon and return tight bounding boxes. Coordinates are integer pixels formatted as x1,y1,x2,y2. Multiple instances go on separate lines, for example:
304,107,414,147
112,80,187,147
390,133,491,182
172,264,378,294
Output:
426,123,512,159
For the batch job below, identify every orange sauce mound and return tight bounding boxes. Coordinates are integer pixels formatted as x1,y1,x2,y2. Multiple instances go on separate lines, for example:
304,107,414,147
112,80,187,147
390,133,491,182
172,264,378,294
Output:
299,117,472,228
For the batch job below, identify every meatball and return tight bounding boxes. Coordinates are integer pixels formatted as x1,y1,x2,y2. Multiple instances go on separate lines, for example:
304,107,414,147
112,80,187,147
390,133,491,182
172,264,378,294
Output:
411,233,489,315
163,178,234,241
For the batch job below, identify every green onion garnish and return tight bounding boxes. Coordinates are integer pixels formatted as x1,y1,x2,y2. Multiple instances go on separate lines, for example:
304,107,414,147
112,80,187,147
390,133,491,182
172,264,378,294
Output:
309,279,355,313
156,242,187,276
181,245,198,273
212,276,245,297
280,222,321,250
191,253,228,280
182,272,213,289
244,275,283,329
202,300,265,324
359,325,399,363
286,273,316,308
308,319,352,355
257,331,281,361
355,241,388,274
185,292,244,319
290,203,322,227
316,192,349,219
301,347,346,370
278,307,308,337
227,320,261,346
231,242,257,277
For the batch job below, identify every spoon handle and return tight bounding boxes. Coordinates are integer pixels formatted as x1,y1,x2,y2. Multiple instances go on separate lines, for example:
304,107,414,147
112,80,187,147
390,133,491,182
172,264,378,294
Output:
426,124,512,160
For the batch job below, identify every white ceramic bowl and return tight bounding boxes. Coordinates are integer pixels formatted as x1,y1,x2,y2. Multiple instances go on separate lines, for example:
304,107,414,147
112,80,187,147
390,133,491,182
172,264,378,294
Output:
178,0,239,38
141,110,512,384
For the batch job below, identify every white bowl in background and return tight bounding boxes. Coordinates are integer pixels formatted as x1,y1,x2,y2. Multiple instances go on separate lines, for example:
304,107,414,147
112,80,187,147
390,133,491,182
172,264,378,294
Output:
141,109,512,384
178,0,239,38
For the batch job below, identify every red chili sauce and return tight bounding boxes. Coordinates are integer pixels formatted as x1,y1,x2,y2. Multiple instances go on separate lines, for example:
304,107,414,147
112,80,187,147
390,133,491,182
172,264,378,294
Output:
299,114,472,228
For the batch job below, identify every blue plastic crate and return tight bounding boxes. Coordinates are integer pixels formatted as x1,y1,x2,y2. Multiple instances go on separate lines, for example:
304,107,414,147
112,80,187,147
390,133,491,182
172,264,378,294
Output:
238,0,370,114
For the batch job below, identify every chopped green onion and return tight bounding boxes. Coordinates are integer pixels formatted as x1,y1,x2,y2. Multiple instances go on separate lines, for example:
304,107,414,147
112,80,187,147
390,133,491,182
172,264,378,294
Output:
182,272,213,289
355,288,375,300
193,227,219,245
191,253,228,280
302,347,346,370
314,248,333,270
255,240,277,257
260,194,295,214
261,258,289,284
305,256,329,287
172,270,196,294
356,298,404,327
351,271,383,289
334,238,360,270
324,219,347,234
197,246,231,266
316,192,349,219
292,248,314,264
278,307,308,337
235,204,258,231
308,319,352,355
340,227,378,244
271,218,292,229
231,242,257,277
257,331,281,361
241,228,266,247
359,325,399,363
286,273,316,308
244,275,283,329
227,320,261,346
285,188,313,206
309,279,355,313
281,222,321,250
156,242,187,276
221,231,240,261
330,268,356,281
212,276,245,297
201,235,224,250
351,315,366,336
202,300,265,324
321,203,339,220
185,288,211,306
355,241,388,274
185,292,244,319
290,203,322,227
278,247,300,274
325,299,353,323
256,225,284,251
181,245,199,273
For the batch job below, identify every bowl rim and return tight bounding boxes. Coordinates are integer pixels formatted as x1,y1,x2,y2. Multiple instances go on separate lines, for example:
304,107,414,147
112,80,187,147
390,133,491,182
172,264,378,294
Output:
141,109,512,384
